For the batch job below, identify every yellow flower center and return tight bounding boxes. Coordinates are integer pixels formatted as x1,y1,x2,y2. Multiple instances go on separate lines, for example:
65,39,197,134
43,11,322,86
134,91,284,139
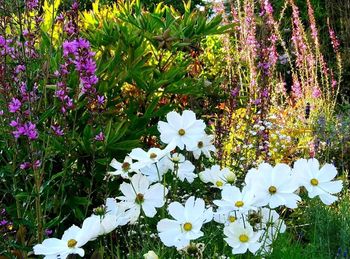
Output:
94,206,105,215
216,181,223,187
172,156,180,163
135,193,144,204
149,153,157,159
178,128,186,136
122,162,130,171
310,178,319,186
197,141,204,148
235,201,244,208
239,234,249,243
269,186,277,194
67,239,77,248
228,216,236,223
183,222,192,231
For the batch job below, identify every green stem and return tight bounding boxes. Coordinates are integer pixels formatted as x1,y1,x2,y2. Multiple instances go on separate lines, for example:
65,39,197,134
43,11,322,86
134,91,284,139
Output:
33,166,43,242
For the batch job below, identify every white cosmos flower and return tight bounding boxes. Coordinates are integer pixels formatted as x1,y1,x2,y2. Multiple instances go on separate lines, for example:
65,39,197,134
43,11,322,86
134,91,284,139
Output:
176,160,197,183
157,196,213,249
157,110,206,150
139,156,172,183
259,208,286,237
224,221,262,255
187,134,216,159
168,153,197,183
169,153,186,165
293,158,343,205
117,173,168,223
214,209,245,226
199,165,236,189
33,216,101,259
214,185,256,213
129,147,169,169
97,198,130,235
249,163,301,209
107,156,139,179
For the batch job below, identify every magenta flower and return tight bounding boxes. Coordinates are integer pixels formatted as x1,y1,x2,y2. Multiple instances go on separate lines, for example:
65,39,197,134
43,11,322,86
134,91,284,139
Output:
26,0,39,10
24,122,39,140
8,98,21,113
20,162,31,170
33,160,41,169
97,95,105,106
95,132,105,142
0,219,8,226
15,65,26,74
312,87,321,98
12,125,26,139
62,40,77,57
45,229,53,236
51,125,64,136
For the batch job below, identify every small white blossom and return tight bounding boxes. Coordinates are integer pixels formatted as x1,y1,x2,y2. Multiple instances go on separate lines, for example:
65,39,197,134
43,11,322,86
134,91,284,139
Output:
107,156,138,179
293,158,343,205
199,165,236,189
117,174,168,223
214,185,256,213
246,163,301,209
172,159,197,183
139,156,172,183
157,196,213,249
187,134,216,159
157,110,206,150
224,222,262,255
129,147,169,169
97,198,131,235
33,216,101,258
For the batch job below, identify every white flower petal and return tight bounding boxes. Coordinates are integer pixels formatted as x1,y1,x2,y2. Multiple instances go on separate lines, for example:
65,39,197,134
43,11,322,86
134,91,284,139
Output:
318,163,338,182
33,238,67,255
168,202,185,221
319,192,338,205
318,180,343,194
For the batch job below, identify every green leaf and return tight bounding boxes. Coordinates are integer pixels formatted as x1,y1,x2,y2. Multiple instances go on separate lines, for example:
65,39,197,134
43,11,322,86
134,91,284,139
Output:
107,140,140,151
38,107,56,124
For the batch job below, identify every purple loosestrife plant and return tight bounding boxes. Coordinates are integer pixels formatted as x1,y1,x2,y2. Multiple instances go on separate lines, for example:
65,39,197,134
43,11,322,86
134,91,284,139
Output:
208,0,342,168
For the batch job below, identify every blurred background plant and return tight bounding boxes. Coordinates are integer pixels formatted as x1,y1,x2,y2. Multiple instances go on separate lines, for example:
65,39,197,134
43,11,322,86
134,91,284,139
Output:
199,0,346,177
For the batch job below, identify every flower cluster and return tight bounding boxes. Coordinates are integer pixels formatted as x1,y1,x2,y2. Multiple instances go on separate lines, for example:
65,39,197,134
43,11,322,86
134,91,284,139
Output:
33,110,343,257
55,37,102,114
10,120,39,140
